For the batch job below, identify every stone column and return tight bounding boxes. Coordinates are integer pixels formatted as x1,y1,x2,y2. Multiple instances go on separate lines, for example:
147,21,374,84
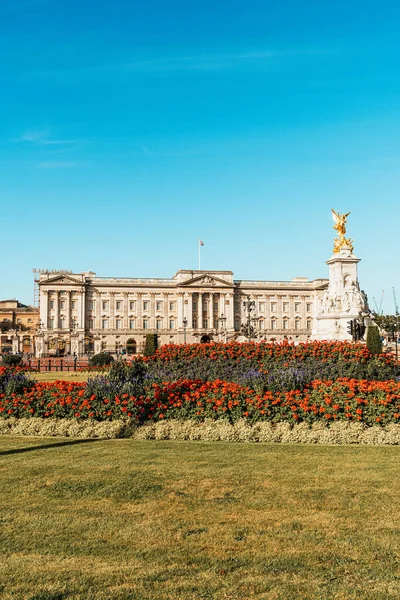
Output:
40,290,48,330
77,288,86,331
177,292,184,330
219,293,225,321
185,292,192,330
65,291,71,331
209,293,214,329
54,291,59,330
123,292,129,329
137,293,142,328
198,292,203,329
109,292,115,330
226,293,234,330
96,292,101,330
150,293,156,329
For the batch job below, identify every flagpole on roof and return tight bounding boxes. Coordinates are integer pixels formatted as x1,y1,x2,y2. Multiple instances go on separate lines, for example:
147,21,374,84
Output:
198,238,204,270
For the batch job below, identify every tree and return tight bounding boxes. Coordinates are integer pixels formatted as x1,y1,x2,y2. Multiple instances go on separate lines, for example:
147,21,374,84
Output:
143,334,159,356
372,314,400,340
1,354,22,366
366,326,383,355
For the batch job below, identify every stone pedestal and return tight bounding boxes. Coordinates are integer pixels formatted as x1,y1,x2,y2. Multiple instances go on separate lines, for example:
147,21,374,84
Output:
311,245,370,341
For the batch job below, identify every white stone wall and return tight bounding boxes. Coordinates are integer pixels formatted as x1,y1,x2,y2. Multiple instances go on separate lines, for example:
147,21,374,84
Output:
37,270,328,355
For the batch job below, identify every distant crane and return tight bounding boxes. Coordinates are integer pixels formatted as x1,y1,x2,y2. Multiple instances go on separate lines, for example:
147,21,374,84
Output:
393,287,399,316
372,290,385,315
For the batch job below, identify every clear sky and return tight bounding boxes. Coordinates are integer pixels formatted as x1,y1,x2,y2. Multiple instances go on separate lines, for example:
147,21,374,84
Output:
1,0,400,314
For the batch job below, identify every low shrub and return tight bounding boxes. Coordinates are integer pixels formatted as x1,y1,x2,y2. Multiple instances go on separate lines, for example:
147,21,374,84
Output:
89,353,114,367
2,417,400,445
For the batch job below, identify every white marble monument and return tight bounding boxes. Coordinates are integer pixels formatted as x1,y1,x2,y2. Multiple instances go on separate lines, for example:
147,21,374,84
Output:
311,210,370,341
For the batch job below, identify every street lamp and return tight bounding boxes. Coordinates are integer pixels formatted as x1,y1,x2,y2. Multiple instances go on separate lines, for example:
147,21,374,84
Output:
182,316,188,343
218,313,227,342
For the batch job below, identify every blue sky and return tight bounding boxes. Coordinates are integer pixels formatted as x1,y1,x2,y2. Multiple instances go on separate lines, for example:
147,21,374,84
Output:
1,0,400,313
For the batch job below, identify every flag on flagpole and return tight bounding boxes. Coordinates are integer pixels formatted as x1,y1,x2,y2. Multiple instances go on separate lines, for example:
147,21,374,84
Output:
198,239,204,269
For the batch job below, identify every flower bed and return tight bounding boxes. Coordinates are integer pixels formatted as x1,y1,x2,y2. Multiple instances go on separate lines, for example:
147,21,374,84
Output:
1,342,400,438
1,377,400,427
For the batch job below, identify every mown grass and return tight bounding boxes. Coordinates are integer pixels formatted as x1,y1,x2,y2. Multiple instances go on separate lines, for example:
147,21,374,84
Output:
1,438,399,599
31,372,96,383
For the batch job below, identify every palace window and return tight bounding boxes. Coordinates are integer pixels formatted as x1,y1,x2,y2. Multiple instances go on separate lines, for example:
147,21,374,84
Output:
203,318,208,328
271,319,277,330
156,318,163,330
295,319,301,330
283,319,288,330
102,319,108,329
294,303,301,313
71,300,77,310
259,302,265,313
306,303,312,312
169,301,175,311
60,300,66,310
49,300,55,309
143,318,149,329
283,302,289,313
88,300,94,310
306,319,312,330
192,317,198,329
270,302,277,313
88,318,94,329
143,301,149,311
129,319,135,329
129,301,136,311
156,301,162,311
259,319,265,330
49,317,54,329
102,301,109,311
60,316,66,329
116,301,122,311
116,319,122,330
169,319,175,329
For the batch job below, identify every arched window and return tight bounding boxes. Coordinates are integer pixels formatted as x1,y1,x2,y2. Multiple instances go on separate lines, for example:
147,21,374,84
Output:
126,339,137,354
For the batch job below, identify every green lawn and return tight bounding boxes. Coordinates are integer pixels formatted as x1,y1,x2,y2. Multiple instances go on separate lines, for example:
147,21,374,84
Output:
31,371,97,383
1,438,399,600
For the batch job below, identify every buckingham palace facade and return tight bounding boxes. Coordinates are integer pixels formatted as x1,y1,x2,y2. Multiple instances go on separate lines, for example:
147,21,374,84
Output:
36,269,329,356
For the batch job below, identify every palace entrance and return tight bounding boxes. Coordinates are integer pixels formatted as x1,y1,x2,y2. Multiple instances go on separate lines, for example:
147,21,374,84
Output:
126,338,137,354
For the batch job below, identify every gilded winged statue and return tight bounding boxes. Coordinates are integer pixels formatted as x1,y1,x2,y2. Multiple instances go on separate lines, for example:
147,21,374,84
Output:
331,209,353,253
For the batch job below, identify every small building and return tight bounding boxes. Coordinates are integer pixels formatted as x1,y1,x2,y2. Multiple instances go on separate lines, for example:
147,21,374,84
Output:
0,300,39,355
